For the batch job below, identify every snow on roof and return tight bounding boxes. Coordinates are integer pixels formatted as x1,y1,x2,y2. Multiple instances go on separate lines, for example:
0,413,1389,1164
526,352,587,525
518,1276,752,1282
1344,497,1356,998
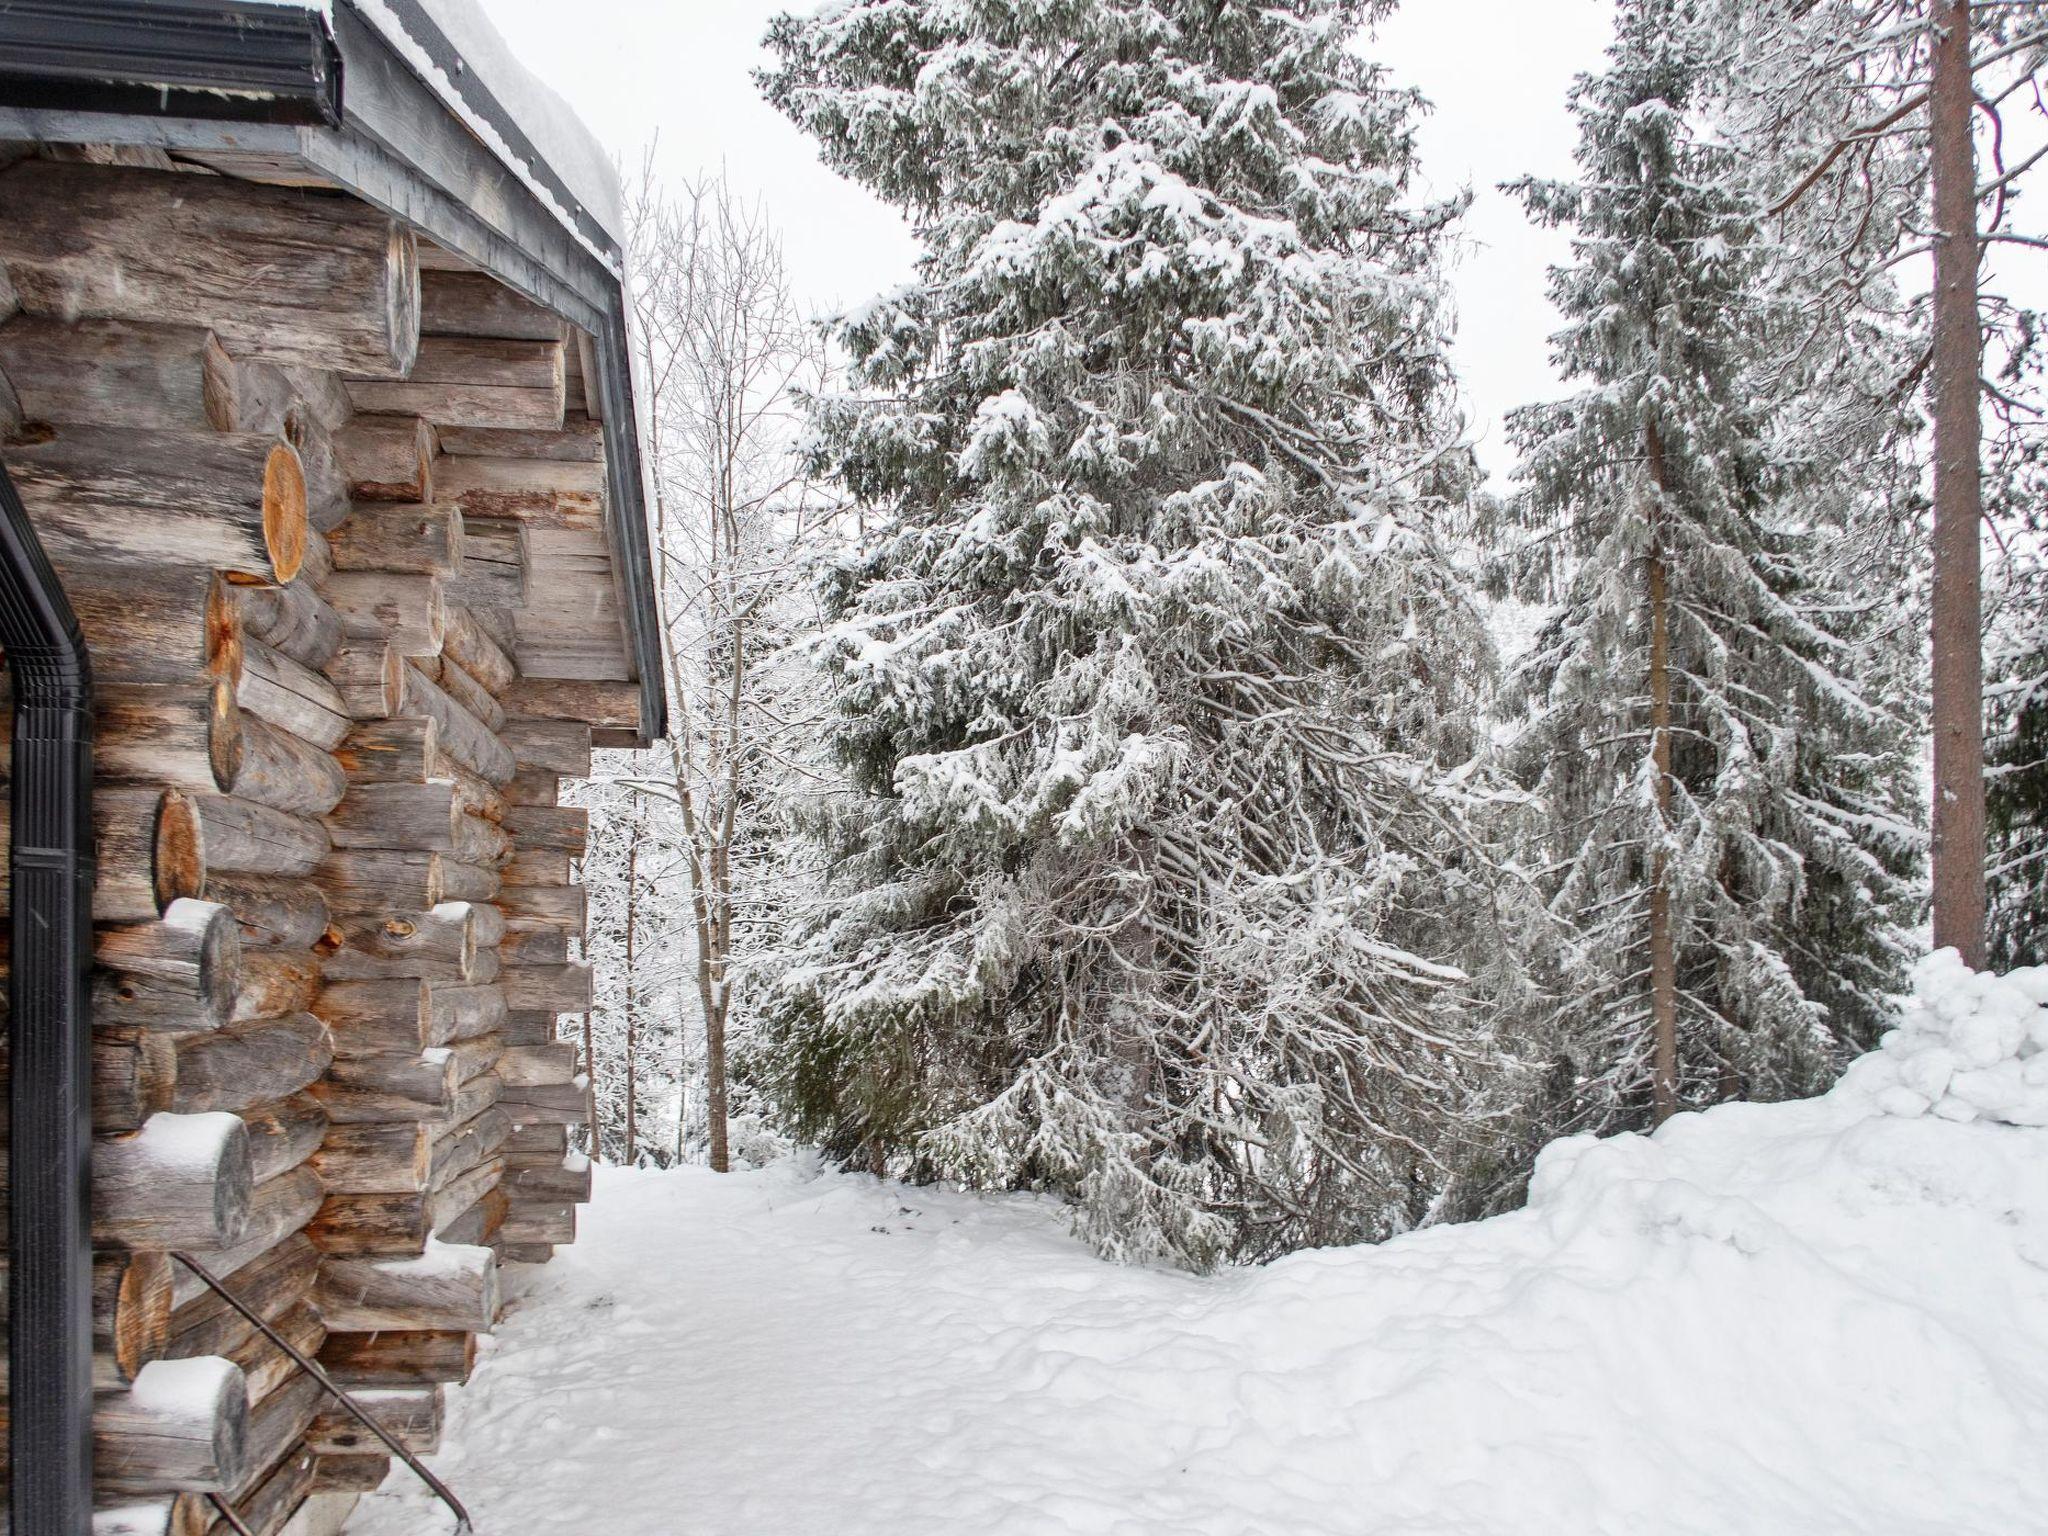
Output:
350,0,625,251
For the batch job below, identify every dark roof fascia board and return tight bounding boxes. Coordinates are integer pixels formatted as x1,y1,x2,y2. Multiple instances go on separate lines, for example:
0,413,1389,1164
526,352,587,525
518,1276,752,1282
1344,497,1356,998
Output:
0,0,342,126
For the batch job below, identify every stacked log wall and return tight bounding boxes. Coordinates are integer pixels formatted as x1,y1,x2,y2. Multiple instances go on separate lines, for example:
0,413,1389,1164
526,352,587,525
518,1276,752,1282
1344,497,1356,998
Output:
0,161,618,1535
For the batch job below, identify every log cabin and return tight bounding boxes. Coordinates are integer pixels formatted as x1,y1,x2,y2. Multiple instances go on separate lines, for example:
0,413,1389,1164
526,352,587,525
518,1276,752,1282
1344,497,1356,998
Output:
0,4,664,1531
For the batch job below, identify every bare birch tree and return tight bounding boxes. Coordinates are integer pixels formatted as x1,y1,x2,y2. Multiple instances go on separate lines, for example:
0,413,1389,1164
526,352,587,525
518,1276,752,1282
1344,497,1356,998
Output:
616,162,836,1170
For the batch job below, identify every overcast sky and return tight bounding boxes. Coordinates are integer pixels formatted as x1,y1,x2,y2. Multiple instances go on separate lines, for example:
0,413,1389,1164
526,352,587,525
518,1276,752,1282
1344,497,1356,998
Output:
478,0,1617,480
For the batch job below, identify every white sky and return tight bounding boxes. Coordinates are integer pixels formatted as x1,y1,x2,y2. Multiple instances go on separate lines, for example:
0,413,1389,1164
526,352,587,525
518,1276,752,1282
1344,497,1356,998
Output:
476,0,1616,481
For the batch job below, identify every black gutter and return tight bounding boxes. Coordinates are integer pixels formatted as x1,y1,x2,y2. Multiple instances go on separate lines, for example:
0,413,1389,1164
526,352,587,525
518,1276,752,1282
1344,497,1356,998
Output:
0,464,96,1536
0,0,342,127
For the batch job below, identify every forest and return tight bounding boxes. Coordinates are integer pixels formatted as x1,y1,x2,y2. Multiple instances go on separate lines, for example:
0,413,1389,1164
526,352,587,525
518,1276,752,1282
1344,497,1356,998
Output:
564,0,2048,1273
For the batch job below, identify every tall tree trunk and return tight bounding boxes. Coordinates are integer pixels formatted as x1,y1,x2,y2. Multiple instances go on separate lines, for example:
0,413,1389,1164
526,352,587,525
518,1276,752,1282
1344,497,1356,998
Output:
1929,0,1988,968
1646,422,1680,1125
624,841,640,1163
706,991,730,1173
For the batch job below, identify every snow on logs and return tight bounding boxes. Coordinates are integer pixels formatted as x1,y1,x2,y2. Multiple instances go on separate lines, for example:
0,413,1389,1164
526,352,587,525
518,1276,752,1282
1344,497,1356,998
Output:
315,1243,499,1334
0,160,421,377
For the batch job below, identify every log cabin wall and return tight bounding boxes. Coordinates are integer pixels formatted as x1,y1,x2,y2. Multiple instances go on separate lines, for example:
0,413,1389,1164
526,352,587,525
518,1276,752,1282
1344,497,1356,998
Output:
0,154,635,1536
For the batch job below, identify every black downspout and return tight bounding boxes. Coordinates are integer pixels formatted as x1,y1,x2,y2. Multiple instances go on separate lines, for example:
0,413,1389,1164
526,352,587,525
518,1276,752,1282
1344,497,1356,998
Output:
0,462,95,1536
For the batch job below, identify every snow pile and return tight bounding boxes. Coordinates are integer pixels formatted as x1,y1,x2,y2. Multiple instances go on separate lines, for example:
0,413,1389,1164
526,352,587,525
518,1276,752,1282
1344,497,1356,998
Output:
357,961,2048,1536
1843,948,2048,1124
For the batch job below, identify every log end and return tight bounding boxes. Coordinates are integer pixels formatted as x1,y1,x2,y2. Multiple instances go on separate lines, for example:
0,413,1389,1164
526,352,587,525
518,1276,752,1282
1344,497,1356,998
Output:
206,675,242,791
262,440,309,584
154,789,201,908
110,1251,175,1382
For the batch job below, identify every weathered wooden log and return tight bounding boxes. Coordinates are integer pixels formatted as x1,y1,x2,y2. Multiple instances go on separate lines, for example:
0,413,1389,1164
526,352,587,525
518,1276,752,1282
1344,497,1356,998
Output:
324,781,465,851
0,160,420,376
0,1026,177,1133
166,1235,315,1363
198,873,330,951
91,1355,251,1495
219,636,352,750
304,1388,441,1457
440,1072,502,1130
229,1374,324,1506
309,1456,389,1500
497,1042,578,1089
500,964,592,1015
311,849,465,915
307,1051,456,1124
503,765,559,807
419,269,566,343
428,1157,502,1238
444,515,526,608
286,403,351,533
499,1009,558,1047
207,347,298,437
173,1015,332,1116
427,982,506,1045
499,848,569,888
502,675,641,732
93,899,240,1034
345,337,564,430
204,1433,317,1535
170,1165,322,1291
307,1189,430,1258
322,640,402,719
326,502,463,576
321,572,443,658
502,803,588,856
435,416,602,463
505,1151,593,1205
94,1112,254,1252
0,786,163,920
81,681,236,796
431,454,601,525
495,883,585,929
428,1105,510,1186
60,564,216,684
435,1183,508,1249
316,1240,497,1333
313,978,429,1055
157,793,330,913
311,1123,431,1196
315,1330,473,1389
226,951,322,1024
433,653,505,734
221,711,348,818
334,717,437,784
497,1076,592,1128
334,414,435,503
499,1200,575,1247
325,903,477,980
502,1121,567,1158
0,1253,175,1391
210,578,342,672
238,1095,328,1184
1,425,307,582
0,315,226,430
499,924,568,967
431,859,500,903
221,1297,324,1407
440,604,516,695
498,718,592,777
395,663,515,784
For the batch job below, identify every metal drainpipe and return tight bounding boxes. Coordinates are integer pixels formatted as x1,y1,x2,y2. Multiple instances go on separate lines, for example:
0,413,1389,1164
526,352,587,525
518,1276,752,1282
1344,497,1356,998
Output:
0,461,96,1536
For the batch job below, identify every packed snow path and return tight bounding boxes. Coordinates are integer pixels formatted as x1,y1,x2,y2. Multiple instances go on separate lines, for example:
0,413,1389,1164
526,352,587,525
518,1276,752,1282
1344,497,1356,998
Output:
356,1079,2048,1533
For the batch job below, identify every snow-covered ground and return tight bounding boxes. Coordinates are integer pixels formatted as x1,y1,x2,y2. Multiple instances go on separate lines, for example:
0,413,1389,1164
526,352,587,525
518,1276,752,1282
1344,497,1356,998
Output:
357,959,2048,1536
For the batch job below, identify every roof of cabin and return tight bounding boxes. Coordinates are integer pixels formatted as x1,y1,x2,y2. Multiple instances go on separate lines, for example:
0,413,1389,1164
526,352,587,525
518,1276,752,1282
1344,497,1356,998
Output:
0,0,666,743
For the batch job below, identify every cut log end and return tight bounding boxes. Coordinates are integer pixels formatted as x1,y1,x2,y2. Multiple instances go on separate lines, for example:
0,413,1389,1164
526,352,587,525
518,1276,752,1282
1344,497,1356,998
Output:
262,441,309,584
154,789,200,908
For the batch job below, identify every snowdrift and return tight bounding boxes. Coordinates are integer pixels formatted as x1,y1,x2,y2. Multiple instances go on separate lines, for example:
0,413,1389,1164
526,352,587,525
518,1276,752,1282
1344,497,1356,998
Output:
358,953,2048,1535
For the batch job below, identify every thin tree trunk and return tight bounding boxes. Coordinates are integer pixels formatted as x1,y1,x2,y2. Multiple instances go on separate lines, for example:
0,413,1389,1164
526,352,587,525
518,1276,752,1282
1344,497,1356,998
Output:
624,841,639,1163
1646,421,1680,1125
1929,0,1988,968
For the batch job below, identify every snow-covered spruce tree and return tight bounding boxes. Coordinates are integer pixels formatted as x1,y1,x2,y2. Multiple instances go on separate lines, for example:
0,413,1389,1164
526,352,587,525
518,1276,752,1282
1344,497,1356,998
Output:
1503,0,1922,1138
757,0,1516,1265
